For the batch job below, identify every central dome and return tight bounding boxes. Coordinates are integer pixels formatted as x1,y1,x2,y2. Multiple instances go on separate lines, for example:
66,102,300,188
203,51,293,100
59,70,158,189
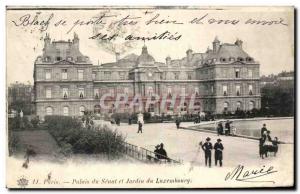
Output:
136,46,155,64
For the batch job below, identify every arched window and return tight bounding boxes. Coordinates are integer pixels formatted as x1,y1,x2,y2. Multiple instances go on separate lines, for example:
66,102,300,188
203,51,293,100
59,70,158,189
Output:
148,104,155,112
181,102,188,111
236,102,242,110
224,102,229,112
46,107,53,115
63,106,69,116
94,105,101,114
79,106,85,116
249,101,255,110
194,102,201,111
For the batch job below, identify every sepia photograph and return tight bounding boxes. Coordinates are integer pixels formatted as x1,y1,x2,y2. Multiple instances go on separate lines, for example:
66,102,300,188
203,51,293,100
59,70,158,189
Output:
5,6,295,189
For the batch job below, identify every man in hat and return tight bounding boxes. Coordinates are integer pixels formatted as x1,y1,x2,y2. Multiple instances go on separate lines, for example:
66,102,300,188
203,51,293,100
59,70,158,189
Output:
201,137,213,167
137,121,143,133
261,124,268,137
214,139,224,167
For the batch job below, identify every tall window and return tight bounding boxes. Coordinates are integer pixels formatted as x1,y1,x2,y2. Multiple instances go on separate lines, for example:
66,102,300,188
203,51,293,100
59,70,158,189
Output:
211,85,214,94
92,72,96,80
119,72,125,80
62,69,68,80
148,104,155,112
224,102,229,112
223,85,228,96
46,107,53,115
124,87,129,95
94,88,99,99
236,85,241,96
236,102,242,110
249,85,253,95
104,72,111,80
79,106,85,116
63,106,69,116
78,69,84,80
195,87,199,96
181,87,186,96
174,72,179,80
79,88,84,98
249,101,254,110
147,86,154,96
46,88,52,98
63,88,68,98
187,73,192,80
45,69,51,80
235,68,240,78
167,87,172,97
248,69,253,78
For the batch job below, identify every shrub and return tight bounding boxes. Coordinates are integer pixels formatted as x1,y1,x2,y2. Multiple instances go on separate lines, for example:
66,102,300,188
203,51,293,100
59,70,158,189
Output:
44,116,125,158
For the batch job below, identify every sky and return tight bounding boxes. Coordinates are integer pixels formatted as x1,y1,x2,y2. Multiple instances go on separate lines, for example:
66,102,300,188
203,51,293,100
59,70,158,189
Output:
6,6,294,84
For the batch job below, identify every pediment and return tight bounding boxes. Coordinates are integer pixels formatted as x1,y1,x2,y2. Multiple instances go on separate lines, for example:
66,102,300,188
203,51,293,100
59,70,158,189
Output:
232,61,245,65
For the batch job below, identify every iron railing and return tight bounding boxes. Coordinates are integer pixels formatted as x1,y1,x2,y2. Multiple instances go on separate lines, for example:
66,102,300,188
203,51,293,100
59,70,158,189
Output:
121,141,181,164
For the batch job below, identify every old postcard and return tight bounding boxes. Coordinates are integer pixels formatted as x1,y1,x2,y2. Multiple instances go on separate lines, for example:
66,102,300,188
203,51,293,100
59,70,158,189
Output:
6,6,294,189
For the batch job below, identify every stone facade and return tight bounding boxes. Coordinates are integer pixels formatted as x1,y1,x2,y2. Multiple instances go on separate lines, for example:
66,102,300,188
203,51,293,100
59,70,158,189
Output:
34,34,261,118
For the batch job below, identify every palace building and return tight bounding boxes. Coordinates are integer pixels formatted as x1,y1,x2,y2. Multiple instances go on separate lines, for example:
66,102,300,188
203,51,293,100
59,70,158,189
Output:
34,33,261,118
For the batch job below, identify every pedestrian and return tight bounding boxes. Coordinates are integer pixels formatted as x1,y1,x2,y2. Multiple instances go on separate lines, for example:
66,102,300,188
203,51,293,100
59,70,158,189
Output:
176,118,180,129
158,143,168,160
137,121,143,133
217,122,223,136
261,124,268,137
225,120,231,136
201,137,213,167
214,139,224,167
259,137,265,159
128,116,132,125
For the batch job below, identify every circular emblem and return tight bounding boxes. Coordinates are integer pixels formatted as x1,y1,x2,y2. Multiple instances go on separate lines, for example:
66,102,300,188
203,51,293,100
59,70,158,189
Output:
148,72,153,77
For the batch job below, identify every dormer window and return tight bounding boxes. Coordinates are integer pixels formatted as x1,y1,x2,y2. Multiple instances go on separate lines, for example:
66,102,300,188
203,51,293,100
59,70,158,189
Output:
246,57,253,62
67,57,73,61
237,57,244,62
56,56,62,61
220,58,226,62
44,56,51,62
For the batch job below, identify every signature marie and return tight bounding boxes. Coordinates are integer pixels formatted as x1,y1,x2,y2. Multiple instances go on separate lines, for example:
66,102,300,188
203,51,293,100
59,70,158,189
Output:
225,165,278,183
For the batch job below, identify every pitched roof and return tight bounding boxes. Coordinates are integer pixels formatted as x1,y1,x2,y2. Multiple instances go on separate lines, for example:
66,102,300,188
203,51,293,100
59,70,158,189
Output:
205,43,250,60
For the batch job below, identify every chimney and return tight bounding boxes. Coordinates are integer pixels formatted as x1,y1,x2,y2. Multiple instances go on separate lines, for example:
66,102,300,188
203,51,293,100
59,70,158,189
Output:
235,39,243,48
186,49,193,61
44,33,51,47
73,32,79,49
212,36,220,53
116,52,120,62
166,56,171,66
